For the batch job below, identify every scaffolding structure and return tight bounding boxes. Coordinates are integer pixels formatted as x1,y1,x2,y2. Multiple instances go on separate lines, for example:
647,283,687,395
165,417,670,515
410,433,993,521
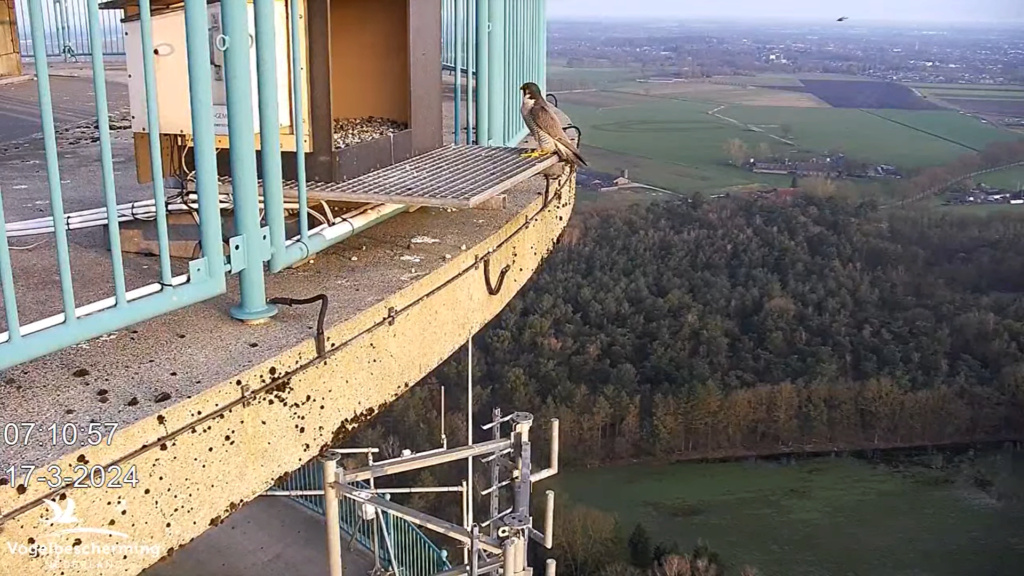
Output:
305,411,560,576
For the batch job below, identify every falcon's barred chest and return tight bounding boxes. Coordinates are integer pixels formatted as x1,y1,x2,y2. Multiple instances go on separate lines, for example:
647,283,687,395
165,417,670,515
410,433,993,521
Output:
521,96,555,151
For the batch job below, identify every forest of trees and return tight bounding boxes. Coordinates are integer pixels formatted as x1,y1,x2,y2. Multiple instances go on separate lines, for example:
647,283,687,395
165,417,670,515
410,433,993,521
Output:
353,196,1024,467
344,194,1024,573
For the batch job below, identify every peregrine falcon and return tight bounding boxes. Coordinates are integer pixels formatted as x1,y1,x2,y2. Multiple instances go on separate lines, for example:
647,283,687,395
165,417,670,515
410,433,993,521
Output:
519,82,587,166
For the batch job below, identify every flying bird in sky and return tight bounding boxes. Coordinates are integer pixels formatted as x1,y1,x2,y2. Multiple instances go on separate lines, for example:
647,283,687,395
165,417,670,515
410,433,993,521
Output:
519,82,587,167
837,16,849,22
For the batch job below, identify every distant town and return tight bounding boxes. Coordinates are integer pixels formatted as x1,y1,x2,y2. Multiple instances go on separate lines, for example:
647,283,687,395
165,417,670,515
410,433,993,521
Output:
548,20,1024,86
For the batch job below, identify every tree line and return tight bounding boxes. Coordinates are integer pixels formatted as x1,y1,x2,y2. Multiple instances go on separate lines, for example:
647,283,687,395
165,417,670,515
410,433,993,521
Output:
344,194,1024,572
350,196,1024,467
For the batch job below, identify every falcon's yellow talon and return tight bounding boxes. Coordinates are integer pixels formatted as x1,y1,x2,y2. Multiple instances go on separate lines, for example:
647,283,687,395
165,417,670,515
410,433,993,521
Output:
520,150,541,159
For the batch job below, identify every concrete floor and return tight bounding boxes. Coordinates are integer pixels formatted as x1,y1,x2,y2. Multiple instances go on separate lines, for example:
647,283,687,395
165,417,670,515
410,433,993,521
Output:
141,497,376,576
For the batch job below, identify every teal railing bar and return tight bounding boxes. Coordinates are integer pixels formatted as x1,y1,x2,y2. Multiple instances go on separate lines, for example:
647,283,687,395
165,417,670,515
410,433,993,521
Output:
253,0,287,274
183,0,228,280
221,0,276,321
26,0,76,323
0,188,20,343
475,0,489,145
466,0,475,144
139,0,173,287
486,0,504,146
289,0,309,243
87,0,128,306
454,0,463,144
540,0,547,93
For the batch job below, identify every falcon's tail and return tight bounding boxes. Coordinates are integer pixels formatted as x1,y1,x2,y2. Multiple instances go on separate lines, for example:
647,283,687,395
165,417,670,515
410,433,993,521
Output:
556,139,588,167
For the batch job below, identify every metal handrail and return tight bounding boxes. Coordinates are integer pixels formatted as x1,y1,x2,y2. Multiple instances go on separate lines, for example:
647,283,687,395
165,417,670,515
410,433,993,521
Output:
0,0,549,369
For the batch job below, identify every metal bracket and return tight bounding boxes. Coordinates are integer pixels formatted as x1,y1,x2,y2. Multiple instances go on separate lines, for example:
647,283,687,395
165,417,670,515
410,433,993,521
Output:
228,235,247,273
228,227,273,274
188,257,211,283
387,306,397,326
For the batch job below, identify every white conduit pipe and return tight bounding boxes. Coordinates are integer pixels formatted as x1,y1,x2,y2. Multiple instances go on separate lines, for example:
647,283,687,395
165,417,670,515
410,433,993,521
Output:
4,197,337,238
0,201,401,345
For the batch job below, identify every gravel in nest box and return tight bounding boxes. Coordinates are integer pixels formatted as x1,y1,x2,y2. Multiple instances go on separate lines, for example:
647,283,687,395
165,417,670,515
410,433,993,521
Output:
333,116,409,150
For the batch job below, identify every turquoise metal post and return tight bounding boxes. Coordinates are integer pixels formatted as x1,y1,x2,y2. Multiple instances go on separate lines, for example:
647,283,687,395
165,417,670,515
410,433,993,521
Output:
139,0,173,286
474,0,489,145
86,0,127,306
222,0,276,321
26,0,76,321
253,0,287,273
454,0,463,144
183,0,227,281
540,0,547,93
466,0,474,144
0,189,21,343
486,0,505,146
289,0,308,242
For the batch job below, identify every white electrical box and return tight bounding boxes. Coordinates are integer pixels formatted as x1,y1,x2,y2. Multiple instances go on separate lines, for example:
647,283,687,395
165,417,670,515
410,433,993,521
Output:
124,0,294,138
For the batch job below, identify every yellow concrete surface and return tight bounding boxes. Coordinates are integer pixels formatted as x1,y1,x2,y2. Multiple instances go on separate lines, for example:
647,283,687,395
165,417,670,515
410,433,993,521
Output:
0,169,575,576
0,0,20,78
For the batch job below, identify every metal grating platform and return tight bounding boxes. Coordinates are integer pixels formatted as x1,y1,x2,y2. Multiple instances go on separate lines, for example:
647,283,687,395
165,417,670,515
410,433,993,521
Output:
217,145,559,209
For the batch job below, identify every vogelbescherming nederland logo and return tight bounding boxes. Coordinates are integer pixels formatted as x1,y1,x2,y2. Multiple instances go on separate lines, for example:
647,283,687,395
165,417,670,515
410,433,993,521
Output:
4,497,162,568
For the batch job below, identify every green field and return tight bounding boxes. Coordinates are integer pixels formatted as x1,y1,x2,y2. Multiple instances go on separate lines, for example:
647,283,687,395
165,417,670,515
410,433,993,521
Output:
550,65,1024,195
552,455,1024,576
978,166,1024,190
562,99,795,192
868,110,1024,151
564,98,1019,192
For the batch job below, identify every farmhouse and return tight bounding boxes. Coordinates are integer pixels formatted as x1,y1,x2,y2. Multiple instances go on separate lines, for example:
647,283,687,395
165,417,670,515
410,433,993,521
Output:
751,158,841,178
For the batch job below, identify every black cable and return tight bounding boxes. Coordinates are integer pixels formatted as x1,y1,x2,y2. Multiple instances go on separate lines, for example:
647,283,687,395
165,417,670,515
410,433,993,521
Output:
268,294,329,358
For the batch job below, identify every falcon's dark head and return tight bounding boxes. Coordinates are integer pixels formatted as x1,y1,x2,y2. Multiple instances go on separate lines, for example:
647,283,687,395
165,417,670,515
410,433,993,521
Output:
520,82,543,102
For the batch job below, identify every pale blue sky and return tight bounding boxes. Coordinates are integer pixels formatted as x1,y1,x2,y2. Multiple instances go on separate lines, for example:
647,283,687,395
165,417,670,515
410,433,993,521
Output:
547,0,1024,23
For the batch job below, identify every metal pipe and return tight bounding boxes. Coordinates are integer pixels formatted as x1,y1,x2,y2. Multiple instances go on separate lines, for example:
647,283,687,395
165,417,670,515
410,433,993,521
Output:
462,479,470,565
466,0,475,144
342,438,510,483
86,0,127,306
530,419,560,482
467,335,474,529
543,490,554,548
253,0,287,273
368,451,382,571
489,407,501,537
26,0,76,322
288,0,308,242
222,0,276,322
486,0,505,145
282,204,406,266
545,559,556,576
327,447,380,454
352,486,465,494
139,0,173,286
183,0,227,282
262,490,324,496
474,0,489,144
471,524,481,576
322,456,344,576
0,188,21,342
502,538,515,576
454,0,463,143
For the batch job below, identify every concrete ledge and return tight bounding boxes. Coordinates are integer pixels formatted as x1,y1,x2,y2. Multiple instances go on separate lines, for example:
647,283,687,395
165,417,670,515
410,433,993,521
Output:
0,168,575,576
0,74,33,86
